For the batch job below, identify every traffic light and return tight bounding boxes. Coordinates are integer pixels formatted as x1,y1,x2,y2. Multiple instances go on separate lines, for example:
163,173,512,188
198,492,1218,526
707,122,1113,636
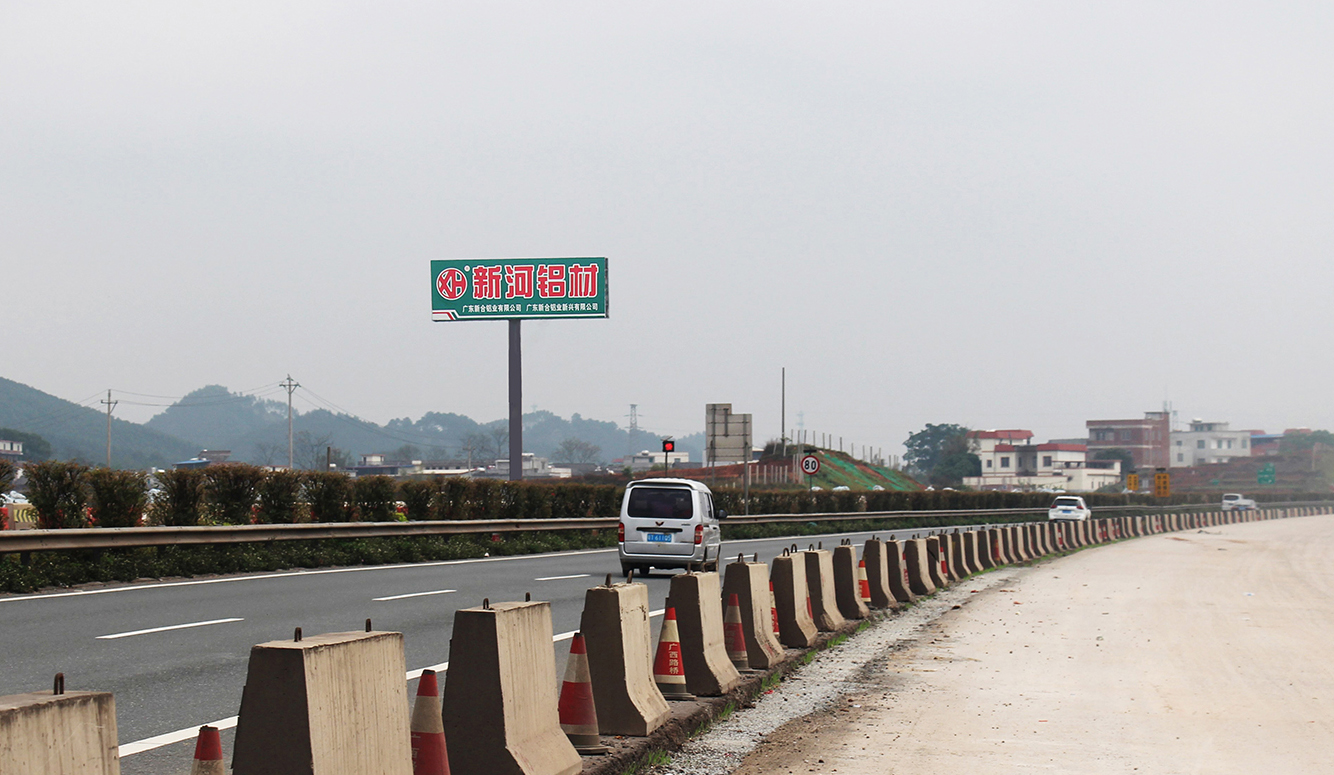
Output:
662,439,675,453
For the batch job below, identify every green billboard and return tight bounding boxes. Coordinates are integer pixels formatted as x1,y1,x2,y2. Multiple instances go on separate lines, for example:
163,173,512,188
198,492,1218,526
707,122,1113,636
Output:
431,257,609,321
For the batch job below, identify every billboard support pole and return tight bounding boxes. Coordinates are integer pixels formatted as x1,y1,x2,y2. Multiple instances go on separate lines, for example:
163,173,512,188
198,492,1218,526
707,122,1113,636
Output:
509,319,522,482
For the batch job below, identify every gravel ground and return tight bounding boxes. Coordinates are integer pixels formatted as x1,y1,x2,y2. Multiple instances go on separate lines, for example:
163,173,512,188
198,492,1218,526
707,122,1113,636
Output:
647,568,1020,775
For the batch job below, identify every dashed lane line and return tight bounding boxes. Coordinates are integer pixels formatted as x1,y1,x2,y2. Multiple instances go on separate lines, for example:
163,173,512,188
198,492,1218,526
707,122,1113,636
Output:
96,618,245,640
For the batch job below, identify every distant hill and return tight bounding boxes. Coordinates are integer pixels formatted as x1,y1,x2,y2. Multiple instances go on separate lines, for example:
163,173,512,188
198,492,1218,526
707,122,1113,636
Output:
0,377,196,468
141,385,703,468
0,377,713,470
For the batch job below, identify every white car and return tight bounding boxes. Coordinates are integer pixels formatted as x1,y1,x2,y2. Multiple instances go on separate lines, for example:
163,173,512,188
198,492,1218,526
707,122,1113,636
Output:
617,479,725,576
2,491,28,506
1047,495,1090,521
1221,493,1257,511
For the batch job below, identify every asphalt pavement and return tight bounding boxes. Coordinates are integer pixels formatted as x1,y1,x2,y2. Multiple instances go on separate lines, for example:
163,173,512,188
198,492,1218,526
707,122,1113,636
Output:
0,524,956,775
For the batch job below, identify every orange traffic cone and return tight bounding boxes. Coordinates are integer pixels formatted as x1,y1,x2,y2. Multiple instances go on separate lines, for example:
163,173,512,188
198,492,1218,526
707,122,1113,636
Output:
857,559,871,604
723,593,750,672
769,582,780,636
190,725,224,775
559,633,609,755
653,603,694,700
410,669,450,774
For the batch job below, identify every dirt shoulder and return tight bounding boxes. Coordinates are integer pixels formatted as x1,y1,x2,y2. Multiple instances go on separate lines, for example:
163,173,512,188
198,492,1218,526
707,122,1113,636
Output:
734,516,1334,775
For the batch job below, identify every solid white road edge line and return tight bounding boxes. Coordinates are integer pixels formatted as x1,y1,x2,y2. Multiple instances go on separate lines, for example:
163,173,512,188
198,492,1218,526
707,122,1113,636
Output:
373,589,457,602
96,618,244,640
119,609,669,757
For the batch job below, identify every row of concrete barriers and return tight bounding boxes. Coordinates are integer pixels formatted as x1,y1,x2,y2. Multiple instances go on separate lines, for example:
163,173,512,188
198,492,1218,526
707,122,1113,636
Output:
1,505,1327,775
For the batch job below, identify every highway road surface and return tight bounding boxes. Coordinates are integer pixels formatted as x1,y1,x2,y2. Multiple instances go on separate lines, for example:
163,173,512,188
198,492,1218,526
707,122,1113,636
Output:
727,515,1334,775
0,524,949,775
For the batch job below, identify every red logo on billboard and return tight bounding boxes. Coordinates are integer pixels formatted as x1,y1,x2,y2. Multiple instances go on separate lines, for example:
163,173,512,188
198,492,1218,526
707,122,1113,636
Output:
436,268,467,301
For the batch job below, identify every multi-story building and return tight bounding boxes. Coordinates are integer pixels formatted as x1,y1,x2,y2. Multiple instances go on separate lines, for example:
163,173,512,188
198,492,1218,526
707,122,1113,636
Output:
964,430,1121,492
1085,412,1170,471
0,439,22,461
1169,421,1253,467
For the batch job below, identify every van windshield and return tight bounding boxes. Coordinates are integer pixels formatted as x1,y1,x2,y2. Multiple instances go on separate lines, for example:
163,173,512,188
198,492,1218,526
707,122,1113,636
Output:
627,487,695,520
1052,497,1081,508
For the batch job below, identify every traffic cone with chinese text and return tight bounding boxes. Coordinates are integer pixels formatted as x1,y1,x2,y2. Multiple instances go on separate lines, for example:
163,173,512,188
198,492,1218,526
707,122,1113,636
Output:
858,560,871,605
190,725,224,775
410,669,450,775
653,603,694,700
558,633,609,755
723,593,751,672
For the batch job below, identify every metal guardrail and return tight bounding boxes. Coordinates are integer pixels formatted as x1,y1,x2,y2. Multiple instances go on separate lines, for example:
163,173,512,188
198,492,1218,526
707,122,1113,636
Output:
0,501,1328,554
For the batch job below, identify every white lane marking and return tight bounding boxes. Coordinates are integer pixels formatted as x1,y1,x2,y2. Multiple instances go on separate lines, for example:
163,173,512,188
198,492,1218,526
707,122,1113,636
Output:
534,574,591,581
0,548,616,605
373,589,457,602
119,715,238,756
121,608,670,757
97,618,244,640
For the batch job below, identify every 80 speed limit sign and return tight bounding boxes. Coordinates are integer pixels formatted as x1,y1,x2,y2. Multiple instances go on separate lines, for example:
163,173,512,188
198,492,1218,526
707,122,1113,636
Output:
801,455,821,475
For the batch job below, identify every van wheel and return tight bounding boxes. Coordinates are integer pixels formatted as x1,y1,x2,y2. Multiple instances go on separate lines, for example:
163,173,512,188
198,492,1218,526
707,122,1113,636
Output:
621,564,634,578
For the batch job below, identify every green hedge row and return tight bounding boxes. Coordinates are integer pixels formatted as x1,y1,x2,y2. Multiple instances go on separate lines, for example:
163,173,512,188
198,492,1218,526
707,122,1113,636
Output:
12,459,1333,531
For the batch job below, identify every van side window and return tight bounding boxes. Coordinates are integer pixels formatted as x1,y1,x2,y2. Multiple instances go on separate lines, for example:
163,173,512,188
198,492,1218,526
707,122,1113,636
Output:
703,493,714,522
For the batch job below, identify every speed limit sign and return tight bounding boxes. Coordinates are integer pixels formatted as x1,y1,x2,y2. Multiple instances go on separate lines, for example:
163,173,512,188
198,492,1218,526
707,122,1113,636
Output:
801,455,821,475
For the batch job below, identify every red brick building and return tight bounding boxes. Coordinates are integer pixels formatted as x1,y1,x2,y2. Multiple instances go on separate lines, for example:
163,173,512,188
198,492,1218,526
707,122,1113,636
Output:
1085,412,1170,471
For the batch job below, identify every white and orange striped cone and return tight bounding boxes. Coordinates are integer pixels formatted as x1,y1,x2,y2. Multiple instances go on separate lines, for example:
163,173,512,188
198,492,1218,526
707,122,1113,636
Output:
410,669,450,774
769,582,780,637
857,559,871,605
190,725,224,775
723,593,751,672
559,633,609,755
653,604,694,700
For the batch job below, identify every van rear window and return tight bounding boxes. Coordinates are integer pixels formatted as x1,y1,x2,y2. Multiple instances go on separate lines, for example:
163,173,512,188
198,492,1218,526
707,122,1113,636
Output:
627,487,694,519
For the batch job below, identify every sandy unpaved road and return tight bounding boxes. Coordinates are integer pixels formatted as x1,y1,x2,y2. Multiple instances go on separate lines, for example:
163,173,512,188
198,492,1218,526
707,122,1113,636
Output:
735,516,1334,774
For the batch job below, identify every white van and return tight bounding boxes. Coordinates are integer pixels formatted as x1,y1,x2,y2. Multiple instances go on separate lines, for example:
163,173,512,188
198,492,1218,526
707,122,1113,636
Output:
617,478,725,576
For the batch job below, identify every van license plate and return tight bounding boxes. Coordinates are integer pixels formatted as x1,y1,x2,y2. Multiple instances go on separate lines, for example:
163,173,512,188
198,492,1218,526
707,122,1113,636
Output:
646,533,671,543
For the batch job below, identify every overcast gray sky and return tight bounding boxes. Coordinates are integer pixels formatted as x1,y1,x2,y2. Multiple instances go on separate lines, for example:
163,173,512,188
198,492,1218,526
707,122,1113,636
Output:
3,2,1331,454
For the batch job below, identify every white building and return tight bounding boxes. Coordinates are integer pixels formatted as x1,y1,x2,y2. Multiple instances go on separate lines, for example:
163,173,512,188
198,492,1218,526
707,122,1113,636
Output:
1169,420,1253,467
630,449,690,473
495,453,552,478
963,430,1122,492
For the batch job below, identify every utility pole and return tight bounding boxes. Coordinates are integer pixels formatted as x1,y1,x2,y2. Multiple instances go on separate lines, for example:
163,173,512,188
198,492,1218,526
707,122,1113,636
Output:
280,375,300,470
781,367,786,458
101,390,118,468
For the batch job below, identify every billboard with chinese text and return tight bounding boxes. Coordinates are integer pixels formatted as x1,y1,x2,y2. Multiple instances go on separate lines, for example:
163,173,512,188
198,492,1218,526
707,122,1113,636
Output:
431,257,608,321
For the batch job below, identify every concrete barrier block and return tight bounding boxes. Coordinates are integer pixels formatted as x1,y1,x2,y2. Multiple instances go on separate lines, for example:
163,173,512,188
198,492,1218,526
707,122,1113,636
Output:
904,538,936,596
882,540,917,603
771,553,819,647
1000,527,1019,563
862,538,898,610
967,530,986,572
722,559,785,670
0,689,119,775
669,572,742,696
832,545,871,620
233,630,412,775
803,549,847,632
443,602,581,775
978,529,999,569
924,537,949,588
579,582,671,736
951,531,973,576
